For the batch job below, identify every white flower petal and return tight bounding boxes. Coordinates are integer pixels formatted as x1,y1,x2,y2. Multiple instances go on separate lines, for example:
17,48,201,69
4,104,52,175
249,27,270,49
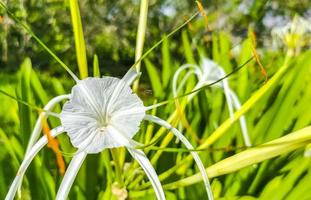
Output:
229,90,252,147
127,147,165,200
83,125,121,152
172,64,200,97
201,58,237,119
5,126,64,200
144,115,214,200
26,94,70,154
60,77,145,153
175,70,197,96
108,125,143,147
112,107,146,118
110,111,145,140
56,151,87,200
222,80,234,118
201,59,251,147
121,68,141,86
72,126,99,151
202,59,223,83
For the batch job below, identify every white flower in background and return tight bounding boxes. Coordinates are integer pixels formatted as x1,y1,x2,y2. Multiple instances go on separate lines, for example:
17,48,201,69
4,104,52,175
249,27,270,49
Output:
271,15,311,53
6,69,214,200
173,58,252,148
262,12,289,30
238,0,254,15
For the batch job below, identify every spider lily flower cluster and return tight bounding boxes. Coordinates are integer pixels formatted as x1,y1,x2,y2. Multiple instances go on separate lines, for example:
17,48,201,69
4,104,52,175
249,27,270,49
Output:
271,15,311,53
6,69,214,200
173,58,252,147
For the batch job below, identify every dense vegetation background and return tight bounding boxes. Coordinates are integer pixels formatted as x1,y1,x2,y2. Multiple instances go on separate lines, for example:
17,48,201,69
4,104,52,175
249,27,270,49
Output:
1,0,310,73
0,0,311,199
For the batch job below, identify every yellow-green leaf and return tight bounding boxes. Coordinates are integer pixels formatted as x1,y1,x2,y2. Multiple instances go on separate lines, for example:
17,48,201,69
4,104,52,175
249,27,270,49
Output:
70,0,88,79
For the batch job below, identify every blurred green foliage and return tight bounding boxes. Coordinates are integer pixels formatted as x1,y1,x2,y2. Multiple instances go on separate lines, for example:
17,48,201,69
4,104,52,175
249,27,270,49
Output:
1,0,310,74
0,0,311,200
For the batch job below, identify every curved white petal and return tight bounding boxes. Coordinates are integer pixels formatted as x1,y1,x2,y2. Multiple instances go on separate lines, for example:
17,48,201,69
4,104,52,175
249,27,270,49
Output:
175,70,198,96
56,151,87,200
122,68,141,86
73,77,118,117
109,125,144,147
5,126,64,200
202,59,248,131
104,78,127,118
172,64,201,97
222,80,234,118
60,77,145,153
26,94,70,154
229,90,252,147
127,147,165,200
75,124,144,154
201,59,223,83
112,107,146,119
144,115,214,200
200,59,251,147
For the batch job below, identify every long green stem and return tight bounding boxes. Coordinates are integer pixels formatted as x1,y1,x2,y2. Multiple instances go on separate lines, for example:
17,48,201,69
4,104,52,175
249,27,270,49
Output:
69,0,88,79
110,149,123,185
133,0,149,92
127,12,199,76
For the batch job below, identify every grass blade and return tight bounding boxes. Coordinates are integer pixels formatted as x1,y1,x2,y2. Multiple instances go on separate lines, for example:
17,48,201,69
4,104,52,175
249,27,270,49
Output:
93,54,100,77
69,0,88,79
16,58,33,150
144,59,163,98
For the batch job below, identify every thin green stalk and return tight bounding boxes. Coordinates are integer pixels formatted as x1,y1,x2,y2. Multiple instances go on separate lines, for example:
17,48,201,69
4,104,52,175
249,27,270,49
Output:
102,150,113,198
103,151,113,180
0,89,59,117
144,100,158,144
93,54,100,77
2,0,8,62
133,0,149,92
128,12,199,72
110,149,123,185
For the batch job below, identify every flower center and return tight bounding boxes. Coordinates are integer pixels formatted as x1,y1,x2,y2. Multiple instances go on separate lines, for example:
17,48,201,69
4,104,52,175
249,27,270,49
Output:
98,114,111,131
99,117,110,133
99,126,107,133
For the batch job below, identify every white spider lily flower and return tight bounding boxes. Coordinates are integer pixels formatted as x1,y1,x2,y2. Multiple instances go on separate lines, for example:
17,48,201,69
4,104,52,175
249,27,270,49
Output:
271,15,311,53
173,58,252,148
6,69,214,200
60,76,146,153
